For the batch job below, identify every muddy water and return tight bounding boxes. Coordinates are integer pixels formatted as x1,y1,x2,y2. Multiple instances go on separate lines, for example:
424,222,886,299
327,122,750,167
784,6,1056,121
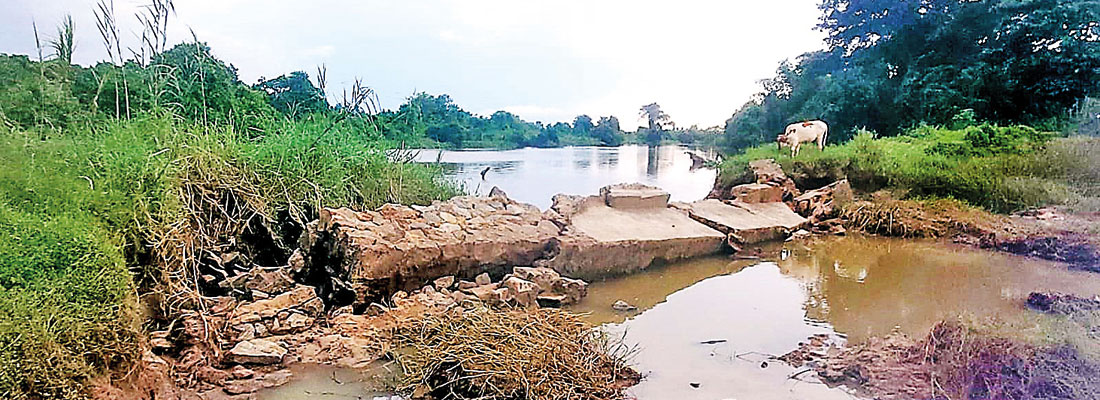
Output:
570,235,1100,399
256,362,400,400
414,145,718,209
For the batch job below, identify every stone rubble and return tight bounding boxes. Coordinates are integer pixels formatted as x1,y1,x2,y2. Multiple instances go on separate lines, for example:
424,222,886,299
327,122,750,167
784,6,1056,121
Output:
709,159,800,201
450,266,589,308
227,284,324,341
792,179,853,222
611,300,637,312
226,338,288,365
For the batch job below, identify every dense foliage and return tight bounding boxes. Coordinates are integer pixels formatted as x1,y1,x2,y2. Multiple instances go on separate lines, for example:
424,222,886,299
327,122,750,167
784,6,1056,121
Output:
372,93,627,148
723,0,1100,150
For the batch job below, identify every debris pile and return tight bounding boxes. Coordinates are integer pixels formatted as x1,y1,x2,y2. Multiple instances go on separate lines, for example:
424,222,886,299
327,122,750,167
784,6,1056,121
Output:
414,266,589,309
393,304,640,400
709,159,800,202
791,179,853,235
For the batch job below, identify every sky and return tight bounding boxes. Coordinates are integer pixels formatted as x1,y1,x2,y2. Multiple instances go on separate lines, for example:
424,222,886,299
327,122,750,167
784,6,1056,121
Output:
0,0,827,129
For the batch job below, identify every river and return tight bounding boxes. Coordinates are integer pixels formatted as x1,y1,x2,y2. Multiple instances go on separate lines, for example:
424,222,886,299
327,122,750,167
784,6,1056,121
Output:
262,145,1100,399
413,145,718,209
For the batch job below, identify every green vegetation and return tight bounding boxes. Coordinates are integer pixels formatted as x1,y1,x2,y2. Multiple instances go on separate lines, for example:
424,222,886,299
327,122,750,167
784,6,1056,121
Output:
721,0,1100,150
371,93,627,148
720,124,1098,213
0,16,458,397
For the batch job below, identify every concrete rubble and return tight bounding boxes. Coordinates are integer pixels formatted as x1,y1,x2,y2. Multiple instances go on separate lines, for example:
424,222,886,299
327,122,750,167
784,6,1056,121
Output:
445,266,589,308
793,179,853,221
539,183,727,278
227,284,325,341
227,339,287,365
675,200,809,246
709,158,800,201
294,195,564,308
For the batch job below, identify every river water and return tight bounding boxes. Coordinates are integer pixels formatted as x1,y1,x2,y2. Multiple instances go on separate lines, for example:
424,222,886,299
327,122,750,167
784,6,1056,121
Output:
568,235,1100,399
413,145,718,209
262,146,1100,399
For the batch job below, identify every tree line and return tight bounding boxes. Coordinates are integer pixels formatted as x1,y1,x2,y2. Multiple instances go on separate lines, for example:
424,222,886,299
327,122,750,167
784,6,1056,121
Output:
722,0,1100,151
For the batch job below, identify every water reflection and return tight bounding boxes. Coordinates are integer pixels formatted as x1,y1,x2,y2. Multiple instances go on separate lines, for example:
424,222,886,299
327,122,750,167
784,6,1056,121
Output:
414,145,715,209
780,235,1100,342
645,145,659,177
570,235,1100,399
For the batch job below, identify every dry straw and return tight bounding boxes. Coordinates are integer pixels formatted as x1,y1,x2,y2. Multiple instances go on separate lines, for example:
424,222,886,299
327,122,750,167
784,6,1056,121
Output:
393,305,640,400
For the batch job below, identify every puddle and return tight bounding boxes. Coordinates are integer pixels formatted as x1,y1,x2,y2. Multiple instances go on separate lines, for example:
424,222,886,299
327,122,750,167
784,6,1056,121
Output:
256,362,400,400
570,234,1100,399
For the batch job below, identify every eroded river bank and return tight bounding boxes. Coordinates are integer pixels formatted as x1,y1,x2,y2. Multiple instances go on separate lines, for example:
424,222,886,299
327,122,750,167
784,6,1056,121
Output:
109,149,1100,400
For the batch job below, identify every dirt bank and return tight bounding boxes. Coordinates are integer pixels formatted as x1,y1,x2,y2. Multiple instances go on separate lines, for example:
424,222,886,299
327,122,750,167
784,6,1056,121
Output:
780,319,1100,400
841,195,1100,271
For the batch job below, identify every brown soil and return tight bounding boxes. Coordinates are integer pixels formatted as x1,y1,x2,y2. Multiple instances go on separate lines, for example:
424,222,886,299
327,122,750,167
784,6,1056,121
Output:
840,192,1100,271
781,321,1100,400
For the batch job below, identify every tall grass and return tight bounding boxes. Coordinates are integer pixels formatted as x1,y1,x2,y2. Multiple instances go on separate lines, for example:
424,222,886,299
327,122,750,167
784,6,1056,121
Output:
719,125,1096,213
0,112,458,398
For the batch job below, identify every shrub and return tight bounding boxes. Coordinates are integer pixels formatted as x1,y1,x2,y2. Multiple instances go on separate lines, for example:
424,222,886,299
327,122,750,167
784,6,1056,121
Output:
0,203,138,400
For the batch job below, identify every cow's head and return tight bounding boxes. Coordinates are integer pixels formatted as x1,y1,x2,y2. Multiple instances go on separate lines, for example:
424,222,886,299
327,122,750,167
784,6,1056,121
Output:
776,134,788,150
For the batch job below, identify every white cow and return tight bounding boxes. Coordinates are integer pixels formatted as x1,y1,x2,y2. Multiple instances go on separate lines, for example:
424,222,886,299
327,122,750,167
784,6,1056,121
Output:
777,120,828,157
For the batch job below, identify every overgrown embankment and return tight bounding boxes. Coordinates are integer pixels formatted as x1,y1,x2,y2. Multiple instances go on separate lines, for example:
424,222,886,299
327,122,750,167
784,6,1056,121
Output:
0,115,457,398
719,125,1099,213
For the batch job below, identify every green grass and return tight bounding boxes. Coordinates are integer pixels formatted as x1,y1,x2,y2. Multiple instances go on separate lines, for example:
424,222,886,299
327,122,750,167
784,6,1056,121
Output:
719,124,1095,213
0,113,459,398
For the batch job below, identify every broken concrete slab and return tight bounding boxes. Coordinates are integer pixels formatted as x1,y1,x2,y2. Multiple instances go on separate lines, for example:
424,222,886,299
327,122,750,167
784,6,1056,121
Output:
728,183,784,204
296,196,564,308
540,185,726,278
682,199,808,244
601,183,671,209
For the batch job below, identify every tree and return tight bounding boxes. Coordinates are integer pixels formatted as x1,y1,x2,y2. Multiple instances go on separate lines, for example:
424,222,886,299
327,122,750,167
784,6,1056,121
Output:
426,123,467,147
721,0,1100,152
155,42,273,129
591,116,623,146
572,115,593,136
639,103,672,145
254,71,328,118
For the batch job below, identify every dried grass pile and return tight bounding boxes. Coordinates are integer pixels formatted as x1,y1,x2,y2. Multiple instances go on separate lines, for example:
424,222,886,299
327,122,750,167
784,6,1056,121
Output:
798,320,1100,400
840,195,1005,239
392,305,640,400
